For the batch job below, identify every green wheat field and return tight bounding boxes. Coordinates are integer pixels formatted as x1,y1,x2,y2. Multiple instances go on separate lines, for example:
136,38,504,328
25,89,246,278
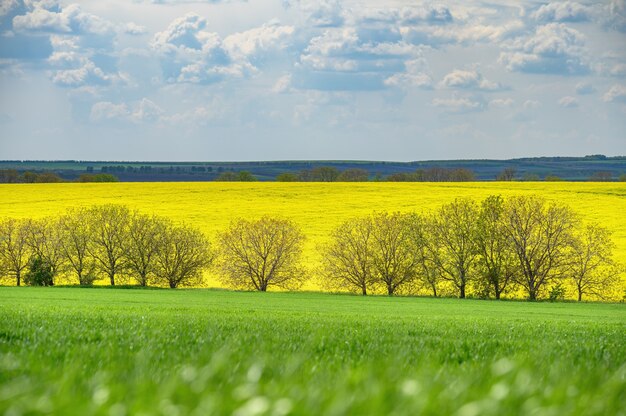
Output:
1,287,624,415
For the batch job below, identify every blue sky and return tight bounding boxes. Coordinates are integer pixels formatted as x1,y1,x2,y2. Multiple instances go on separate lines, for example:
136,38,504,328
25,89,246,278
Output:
0,0,625,161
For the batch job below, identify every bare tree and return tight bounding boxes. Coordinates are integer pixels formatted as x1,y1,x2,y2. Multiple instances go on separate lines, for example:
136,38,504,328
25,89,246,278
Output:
125,211,165,286
218,216,305,291
154,222,212,288
428,199,480,299
337,168,369,182
24,217,65,284
369,212,418,296
320,216,377,295
503,196,576,300
474,196,518,299
567,223,621,301
88,205,130,286
0,218,30,286
59,208,98,285
405,213,440,297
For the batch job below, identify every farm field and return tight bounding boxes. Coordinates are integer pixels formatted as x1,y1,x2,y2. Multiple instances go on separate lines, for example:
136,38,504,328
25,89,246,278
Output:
0,287,625,415
1,181,625,295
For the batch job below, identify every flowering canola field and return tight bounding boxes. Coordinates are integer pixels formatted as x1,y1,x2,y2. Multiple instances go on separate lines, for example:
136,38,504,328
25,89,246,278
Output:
1,182,625,292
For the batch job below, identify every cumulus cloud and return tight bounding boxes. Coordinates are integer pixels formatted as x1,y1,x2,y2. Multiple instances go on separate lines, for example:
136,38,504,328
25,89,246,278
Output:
603,84,626,102
602,0,626,32
499,23,589,75
152,13,293,84
558,96,579,108
272,74,292,93
532,2,594,23
439,69,505,91
13,4,114,36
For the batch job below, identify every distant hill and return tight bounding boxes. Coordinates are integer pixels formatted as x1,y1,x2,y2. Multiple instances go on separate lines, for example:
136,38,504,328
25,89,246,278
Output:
1,155,625,182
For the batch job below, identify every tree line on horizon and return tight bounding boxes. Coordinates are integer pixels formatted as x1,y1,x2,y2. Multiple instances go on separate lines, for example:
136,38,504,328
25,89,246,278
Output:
3,166,626,183
0,196,623,301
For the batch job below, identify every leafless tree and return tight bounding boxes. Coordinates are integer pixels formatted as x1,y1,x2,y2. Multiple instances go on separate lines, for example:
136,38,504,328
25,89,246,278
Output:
320,216,377,295
337,168,369,182
0,218,30,286
59,208,98,285
428,199,480,299
24,217,65,284
369,212,418,296
474,196,518,299
567,223,622,301
88,205,130,286
503,196,576,300
405,213,440,297
125,211,166,286
154,221,212,288
218,216,306,291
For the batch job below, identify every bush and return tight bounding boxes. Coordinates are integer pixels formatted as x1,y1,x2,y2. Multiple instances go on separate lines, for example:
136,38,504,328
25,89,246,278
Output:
24,257,54,286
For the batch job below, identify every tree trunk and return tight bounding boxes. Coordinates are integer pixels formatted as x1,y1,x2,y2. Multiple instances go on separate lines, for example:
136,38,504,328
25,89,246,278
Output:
361,285,367,296
169,281,177,289
459,284,465,299
431,283,437,297
528,290,537,301
387,284,394,296
578,291,582,302
495,287,501,300
110,272,115,286
16,271,20,287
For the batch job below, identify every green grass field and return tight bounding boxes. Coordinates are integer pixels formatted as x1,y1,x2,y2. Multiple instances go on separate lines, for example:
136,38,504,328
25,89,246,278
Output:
1,288,625,415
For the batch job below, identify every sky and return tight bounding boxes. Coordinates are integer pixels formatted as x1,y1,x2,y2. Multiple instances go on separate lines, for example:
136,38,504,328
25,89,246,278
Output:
0,0,625,161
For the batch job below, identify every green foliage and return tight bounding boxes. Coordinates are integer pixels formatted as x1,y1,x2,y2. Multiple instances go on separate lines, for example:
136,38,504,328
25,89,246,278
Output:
544,175,563,182
549,283,566,302
78,174,119,182
0,288,624,415
24,257,54,286
275,173,298,182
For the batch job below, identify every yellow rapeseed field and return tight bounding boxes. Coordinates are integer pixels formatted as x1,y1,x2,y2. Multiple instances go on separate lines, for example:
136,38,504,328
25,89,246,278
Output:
1,182,625,296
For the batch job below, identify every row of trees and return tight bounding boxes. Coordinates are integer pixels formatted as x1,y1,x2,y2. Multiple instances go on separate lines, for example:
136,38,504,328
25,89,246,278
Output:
0,206,210,288
319,196,622,301
1,197,623,301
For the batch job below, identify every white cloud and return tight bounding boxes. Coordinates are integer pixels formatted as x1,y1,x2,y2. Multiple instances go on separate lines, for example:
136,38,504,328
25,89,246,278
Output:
575,82,594,94
272,74,292,93
532,2,594,23
558,96,579,108
13,4,114,36
123,22,146,36
90,98,163,123
603,84,626,102
432,95,485,113
89,101,129,122
439,69,504,91
499,23,589,75
223,21,294,60
489,98,514,108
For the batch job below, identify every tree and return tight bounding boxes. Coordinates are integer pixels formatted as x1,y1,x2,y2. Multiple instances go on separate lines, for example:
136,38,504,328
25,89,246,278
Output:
24,256,54,286
474,196,518,299
276,173,298,182
496,168,516,181
0,218,30,286
588,172,612,182
567,224,621,301
406,213,440,297
216,171,239,181
59,208,98,285
218,216,305,291
503,196,576,300
310,167,340,182
88,205,130,286
428,199,480,299
237,171,257,181
449,168,476,182
544,175,563,181
320,217,376,295
125,212,165,286
369,212,418,296
337,169,369,182
154,222,212,288
24,217,65,283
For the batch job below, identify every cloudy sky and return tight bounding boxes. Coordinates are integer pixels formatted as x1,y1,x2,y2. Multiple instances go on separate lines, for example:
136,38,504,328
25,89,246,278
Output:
0,0,625,161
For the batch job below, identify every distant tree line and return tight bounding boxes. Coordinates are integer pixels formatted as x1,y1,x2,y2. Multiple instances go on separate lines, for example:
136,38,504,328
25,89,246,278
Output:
2,196,623,301
0,170,119,183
